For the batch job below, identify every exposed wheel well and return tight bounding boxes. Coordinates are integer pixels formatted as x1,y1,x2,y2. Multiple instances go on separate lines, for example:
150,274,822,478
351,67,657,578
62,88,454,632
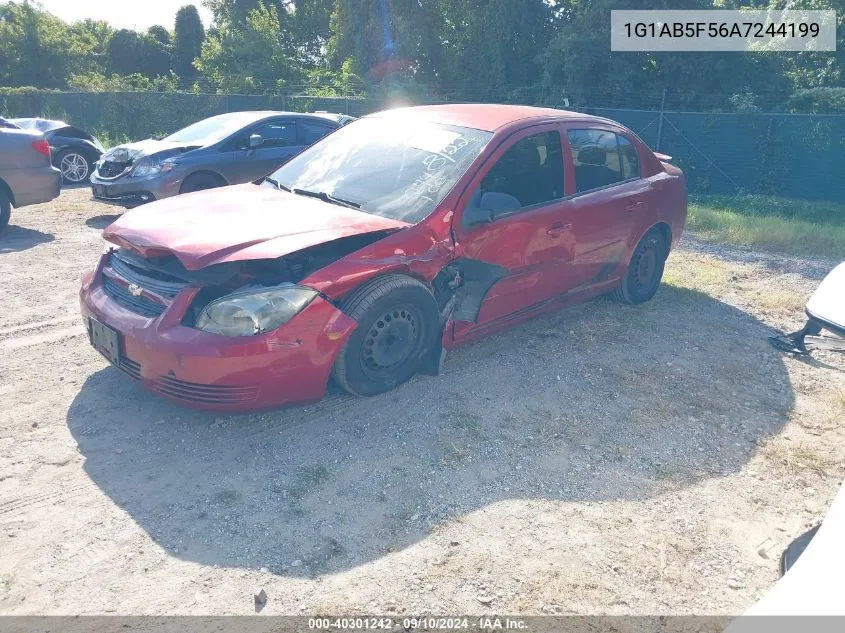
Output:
0,178,14,207
653,222,672,250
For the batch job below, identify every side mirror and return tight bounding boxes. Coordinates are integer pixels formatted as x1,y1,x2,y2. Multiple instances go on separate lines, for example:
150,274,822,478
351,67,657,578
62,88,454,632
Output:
461,191,522,228
462,203,493,228
248,134,264,149
481,192,521,219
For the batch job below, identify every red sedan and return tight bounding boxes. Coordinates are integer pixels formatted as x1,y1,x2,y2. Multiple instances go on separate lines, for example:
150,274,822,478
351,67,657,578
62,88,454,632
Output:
80,105,687,411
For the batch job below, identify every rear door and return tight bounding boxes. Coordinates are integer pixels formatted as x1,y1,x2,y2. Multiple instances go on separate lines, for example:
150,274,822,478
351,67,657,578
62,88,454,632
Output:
451,124,582,335
297,119,336,146
561,125,653,284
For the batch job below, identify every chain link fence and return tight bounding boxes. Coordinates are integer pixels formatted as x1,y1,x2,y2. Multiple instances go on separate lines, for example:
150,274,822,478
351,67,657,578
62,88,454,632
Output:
2,90,843,202
586,107,845,203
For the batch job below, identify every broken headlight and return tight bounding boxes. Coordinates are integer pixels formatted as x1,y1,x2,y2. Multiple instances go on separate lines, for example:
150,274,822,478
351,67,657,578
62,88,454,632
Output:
131,157,175,178
195,284,318,337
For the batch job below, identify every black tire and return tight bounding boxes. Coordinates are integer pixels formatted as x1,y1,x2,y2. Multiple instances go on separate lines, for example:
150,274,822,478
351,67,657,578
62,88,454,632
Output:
181,172,224,194
332,275,440,396
55,149,93,184
612,228,668,305
0,189,10,235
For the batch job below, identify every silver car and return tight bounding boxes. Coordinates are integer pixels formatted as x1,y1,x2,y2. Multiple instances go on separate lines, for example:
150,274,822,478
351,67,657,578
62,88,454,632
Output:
90,110,354,209
0,126,63,234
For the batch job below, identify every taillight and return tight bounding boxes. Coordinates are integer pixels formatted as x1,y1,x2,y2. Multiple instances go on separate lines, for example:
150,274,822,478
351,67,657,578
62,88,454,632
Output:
31,139,51,158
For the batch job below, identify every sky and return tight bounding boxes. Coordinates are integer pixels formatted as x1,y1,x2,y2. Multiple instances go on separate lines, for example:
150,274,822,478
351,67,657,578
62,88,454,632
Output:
37,0,214,31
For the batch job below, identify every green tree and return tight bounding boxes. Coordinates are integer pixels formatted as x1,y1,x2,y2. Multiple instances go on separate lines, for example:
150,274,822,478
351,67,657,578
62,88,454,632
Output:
542,0,791,110
65,19,113,76
195,1,304,93
174,4,205,79
203,0,287,27
107,29,172,78
0,1,68,88
436,0,551,99
147,25,171,46
326,0,445,91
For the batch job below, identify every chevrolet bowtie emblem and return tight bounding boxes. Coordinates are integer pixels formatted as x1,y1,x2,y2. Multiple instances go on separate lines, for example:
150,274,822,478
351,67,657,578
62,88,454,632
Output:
128,283,143,297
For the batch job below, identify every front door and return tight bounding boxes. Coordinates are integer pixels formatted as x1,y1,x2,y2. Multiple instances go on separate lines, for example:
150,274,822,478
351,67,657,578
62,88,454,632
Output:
451,125,582,338
221,119,301,184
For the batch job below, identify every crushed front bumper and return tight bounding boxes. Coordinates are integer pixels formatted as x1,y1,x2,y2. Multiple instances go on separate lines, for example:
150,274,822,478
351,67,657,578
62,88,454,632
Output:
90,172,181,208
79,260,358,411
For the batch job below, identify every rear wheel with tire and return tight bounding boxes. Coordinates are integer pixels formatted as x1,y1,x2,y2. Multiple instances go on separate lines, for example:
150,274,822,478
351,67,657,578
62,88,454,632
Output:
181,172,224,194
332,275,440,396
612,228,668,305
56,149,92,184
0,189,10,235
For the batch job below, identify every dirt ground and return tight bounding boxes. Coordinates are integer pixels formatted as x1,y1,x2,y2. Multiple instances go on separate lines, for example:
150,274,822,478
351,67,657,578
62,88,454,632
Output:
0,187,843,616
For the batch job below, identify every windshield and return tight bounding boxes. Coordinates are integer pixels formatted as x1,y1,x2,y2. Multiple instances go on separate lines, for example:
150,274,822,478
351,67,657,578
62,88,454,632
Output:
268,116,492,223
163,112,261,145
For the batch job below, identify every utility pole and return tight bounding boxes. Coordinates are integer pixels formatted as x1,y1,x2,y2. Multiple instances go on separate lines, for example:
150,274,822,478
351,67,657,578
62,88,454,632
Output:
656,88,666,150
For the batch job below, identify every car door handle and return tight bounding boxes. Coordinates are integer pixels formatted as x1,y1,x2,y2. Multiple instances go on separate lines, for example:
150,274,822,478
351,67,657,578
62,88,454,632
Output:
626,201,646,212
547,222,572,236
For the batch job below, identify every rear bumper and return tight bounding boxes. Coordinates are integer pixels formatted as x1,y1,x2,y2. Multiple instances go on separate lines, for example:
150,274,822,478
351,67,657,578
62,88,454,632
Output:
4,164,62,207
79,261,357,412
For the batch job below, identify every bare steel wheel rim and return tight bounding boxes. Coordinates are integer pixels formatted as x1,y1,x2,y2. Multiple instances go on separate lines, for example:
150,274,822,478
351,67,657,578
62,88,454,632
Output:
631,237,661,295
60,153,89,182
360,305,421,375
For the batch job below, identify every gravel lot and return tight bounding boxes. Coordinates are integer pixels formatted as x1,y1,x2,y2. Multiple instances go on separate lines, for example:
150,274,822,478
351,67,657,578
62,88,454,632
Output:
0,188,843,615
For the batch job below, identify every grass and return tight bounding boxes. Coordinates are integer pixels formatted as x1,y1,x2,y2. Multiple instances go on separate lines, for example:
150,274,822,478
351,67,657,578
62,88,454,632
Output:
759,436,837,476
687,194,845,258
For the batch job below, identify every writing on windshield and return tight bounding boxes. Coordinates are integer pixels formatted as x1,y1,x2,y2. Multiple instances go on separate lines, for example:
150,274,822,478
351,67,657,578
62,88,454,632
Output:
269,116,491,224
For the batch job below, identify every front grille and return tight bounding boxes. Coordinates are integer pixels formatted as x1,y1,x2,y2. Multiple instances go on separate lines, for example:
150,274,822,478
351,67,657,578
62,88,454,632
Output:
153,376,259,405
118,358,142,380
109,252,186,298
97,160,131,179
101,251,189,318
102,276,165,318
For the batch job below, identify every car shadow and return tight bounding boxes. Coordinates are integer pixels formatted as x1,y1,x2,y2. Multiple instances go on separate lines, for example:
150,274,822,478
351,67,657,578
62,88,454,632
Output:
85,214,122,230
67,285,795,578
0,225,55,253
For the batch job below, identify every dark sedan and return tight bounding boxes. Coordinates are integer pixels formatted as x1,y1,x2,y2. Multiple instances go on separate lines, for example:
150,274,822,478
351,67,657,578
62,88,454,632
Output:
89,111,354,209
10,118,104,184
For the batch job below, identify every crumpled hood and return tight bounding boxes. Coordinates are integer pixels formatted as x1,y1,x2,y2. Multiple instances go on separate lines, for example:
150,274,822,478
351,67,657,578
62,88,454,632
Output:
100,138,198,163
103,184,411,270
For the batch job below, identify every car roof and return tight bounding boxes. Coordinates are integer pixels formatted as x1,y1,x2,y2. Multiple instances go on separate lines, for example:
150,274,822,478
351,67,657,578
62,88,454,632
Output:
207,111,346,124
367,104,613,132
309,111,356,124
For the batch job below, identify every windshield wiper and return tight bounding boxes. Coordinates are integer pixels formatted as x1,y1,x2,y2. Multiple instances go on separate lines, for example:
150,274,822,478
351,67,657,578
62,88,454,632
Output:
292,188,360,209
264,177,291,192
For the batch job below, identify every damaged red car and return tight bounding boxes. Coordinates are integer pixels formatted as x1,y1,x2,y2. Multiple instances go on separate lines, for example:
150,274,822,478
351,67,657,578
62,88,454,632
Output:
80,105,687,411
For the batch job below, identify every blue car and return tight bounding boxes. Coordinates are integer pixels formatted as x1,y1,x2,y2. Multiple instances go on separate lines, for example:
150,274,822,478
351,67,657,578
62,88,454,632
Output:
90,111,354,209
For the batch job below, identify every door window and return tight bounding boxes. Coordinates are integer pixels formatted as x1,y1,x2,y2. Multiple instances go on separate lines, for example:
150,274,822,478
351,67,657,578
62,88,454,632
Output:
227,121,297,151
298,121,334,145
251,121,297,148
567,129,637,193
473,131,564,212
